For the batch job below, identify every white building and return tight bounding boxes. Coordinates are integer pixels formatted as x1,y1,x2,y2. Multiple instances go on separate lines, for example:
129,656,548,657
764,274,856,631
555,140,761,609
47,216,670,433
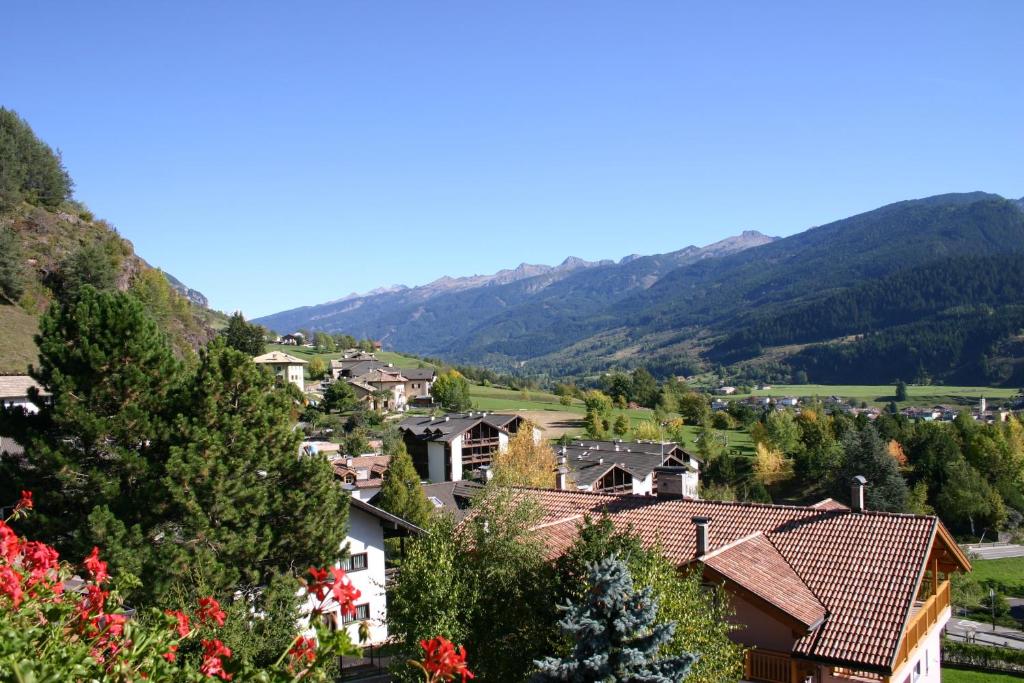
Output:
299,498,420,646
253,351,308,391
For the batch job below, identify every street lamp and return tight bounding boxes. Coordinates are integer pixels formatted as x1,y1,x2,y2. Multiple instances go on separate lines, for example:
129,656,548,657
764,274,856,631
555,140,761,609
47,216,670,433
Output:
990,588,996,632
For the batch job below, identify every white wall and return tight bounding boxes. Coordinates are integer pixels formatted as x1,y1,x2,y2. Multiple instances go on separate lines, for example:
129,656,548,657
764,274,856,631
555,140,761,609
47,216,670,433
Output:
449,435,463,480
1,397,40,415
351,485,382,502
427,441,447,483
498,432,509,451
632,473,654,495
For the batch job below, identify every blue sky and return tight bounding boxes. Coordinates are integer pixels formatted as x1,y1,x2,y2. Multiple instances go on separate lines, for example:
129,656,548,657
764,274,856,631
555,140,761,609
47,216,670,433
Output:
2,2,1022,317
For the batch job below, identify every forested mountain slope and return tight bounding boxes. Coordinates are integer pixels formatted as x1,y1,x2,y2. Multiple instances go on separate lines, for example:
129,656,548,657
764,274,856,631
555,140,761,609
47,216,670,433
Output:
261,191,1024,385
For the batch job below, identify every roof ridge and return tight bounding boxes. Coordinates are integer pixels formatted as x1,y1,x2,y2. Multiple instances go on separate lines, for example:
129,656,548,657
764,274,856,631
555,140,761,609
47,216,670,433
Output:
698,531,763,561
531,514,584,531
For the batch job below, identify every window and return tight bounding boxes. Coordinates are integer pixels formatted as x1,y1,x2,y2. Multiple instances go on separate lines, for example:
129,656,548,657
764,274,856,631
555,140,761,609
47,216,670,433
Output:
342,553,368,572
911,660,921,683
341,603,371,624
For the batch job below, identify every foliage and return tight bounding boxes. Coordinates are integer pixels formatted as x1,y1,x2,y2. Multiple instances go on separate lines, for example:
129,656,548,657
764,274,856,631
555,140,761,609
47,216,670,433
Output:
942,640,1024,674
533,555,696,682
0,289,348,609
753,442,789,486
0,107,73,210
831,425,909,512
56,236,125,302
389,487,558,682
377,448,433,529
431,370,472,412
307,357,327,380
0,226,25,303
493,422,557,488
323,380,359,413
632,419,663,442
224,312,267,356
0,503,360,681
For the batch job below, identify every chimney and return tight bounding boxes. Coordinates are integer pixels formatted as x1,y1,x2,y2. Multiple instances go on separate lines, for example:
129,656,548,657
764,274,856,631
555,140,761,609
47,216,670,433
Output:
555,455,568,490
851,475,867,512
692,516,711,556
346,457,353,468
654,466,691,499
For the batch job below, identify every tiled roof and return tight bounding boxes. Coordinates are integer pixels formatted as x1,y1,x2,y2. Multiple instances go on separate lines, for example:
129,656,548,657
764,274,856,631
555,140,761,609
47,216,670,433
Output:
510,487,966,673
0,375,48,398
811,498,849,511
399,368,436,381
701,532,826,631
0,436,25,456
252,351,308,365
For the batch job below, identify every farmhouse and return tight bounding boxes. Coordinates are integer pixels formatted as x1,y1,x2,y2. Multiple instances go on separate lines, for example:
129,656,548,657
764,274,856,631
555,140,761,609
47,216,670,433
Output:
332,455,392,501
398,412,540,482
252,351,307,391
519,475,969,683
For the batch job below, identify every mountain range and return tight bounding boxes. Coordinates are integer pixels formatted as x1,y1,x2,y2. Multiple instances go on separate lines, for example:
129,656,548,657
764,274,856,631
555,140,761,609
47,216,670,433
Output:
256,192,1024,386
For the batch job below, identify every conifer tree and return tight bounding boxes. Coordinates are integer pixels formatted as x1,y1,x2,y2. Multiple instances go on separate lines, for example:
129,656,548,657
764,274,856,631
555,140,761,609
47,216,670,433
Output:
0,285,181,568
534,555,696,683
224,311,267,356
377,445,432,528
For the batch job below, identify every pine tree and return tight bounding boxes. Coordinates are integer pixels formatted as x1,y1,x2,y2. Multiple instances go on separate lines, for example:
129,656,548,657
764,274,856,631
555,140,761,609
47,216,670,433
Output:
533,555,696,683
0,286,181,570
224,311,267,356
0,226,25,303
376,445,432,528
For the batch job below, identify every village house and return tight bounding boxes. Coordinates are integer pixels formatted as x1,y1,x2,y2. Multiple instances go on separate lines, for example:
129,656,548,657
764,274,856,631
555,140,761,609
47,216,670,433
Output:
0,375,49,415
252,351,308,391
517,475,969,683
398,412,540,482
348,368,409,412
333,455,392,501
717,386,737,395
556,439,700,496
401,367,437,400
300,498,420,646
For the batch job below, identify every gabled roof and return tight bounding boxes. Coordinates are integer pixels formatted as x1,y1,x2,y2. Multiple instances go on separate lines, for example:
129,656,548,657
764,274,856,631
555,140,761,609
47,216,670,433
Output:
560,446,692,486
700,532,826,632
399,368,437,381
253,351,308,365
562,439,700,464
349,497,423,535
0,375,48,399
506,487,969,674
399,413,518,443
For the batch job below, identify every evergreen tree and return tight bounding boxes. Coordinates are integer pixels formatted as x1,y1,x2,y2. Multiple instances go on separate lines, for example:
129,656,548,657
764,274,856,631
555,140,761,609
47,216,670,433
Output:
0,226,25,303
832,425,909,512
376,446,432,528
534,555,696,683
0,286,181,570
0,107,73,210
895,380,908,402
224,311,267,356
56,238,123,302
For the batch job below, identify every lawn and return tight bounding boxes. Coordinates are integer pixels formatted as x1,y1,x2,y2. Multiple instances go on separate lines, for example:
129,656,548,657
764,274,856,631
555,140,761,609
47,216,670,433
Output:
727,384,1016,408
943,667,1024,682
968,557,1024,597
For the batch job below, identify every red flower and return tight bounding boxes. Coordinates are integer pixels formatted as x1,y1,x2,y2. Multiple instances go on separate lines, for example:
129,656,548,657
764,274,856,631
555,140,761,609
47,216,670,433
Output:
329,566,361,617
0,521,20,562
288,635,317,664
419,637,475,682
306,567,331,601
0,566,24,607
21,541,59,585
83,547,109,584
78,584,109,616
166,609,191,637
163,644,178,662
197,596,226,627
14,490,32,512
200,639,233,680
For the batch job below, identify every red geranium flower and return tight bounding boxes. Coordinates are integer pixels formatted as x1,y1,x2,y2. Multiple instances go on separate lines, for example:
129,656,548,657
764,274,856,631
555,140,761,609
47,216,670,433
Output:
14,490,32,512
288,635,317,664
166,609,191,637
200,639,233,680
306,566,331,601
418,636,475,682
0,565,24,607
163,644,178,662
83,547,110,584
21,541,59,586
329,566,361,617
197,596,226,627
0,521,20,562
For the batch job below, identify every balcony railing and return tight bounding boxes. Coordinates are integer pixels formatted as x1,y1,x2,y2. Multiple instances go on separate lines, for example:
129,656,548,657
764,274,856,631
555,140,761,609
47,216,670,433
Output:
745,649,791,683
892,579,950,671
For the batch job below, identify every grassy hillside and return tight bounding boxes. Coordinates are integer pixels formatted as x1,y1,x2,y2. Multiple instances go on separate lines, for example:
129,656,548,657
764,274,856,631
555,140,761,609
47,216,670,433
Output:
0,304,39,373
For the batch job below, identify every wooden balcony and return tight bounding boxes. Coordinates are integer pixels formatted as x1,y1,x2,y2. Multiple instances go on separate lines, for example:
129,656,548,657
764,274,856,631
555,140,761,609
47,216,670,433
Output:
745,649,792,683
892,579,950,671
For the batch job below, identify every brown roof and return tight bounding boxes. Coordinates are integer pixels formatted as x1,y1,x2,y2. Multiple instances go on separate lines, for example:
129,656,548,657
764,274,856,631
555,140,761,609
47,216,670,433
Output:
509,488,969,673
0,375,48,398
701,532,826,631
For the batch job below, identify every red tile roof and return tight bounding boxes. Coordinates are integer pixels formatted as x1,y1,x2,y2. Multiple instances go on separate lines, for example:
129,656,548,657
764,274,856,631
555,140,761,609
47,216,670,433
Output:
701,532,826,631
510,488,967,673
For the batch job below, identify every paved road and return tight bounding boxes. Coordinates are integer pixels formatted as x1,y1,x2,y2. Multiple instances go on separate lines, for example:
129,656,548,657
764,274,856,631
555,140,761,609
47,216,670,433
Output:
964,543,1024,560
946,617,1024,649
